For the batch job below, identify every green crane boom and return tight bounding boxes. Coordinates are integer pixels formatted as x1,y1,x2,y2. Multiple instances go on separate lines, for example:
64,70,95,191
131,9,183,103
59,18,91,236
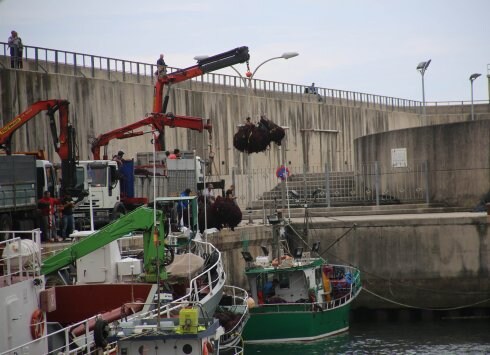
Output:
41,206,165,278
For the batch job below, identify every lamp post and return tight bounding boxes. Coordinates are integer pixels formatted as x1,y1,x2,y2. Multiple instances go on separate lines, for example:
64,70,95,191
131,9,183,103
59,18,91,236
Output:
469,73,481,121
194,52,299,224
416,59,431,119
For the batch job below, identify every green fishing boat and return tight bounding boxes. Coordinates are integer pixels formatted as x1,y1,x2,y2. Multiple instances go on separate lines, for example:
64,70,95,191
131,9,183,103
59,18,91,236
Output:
242,236,361,344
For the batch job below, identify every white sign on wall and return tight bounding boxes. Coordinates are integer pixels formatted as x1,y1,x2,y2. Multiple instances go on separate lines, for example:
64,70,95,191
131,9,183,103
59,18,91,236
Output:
391,148,407,168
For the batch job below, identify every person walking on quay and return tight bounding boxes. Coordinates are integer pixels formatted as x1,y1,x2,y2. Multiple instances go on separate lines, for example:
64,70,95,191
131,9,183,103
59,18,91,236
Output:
204,183,216,204
8,30,23,69
61,193,75,240
38,191,59,242
177,188,191,226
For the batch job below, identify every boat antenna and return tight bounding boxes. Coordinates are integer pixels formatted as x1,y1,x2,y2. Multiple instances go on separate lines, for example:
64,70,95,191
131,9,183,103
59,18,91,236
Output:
280,146,292,222
152,132,162,332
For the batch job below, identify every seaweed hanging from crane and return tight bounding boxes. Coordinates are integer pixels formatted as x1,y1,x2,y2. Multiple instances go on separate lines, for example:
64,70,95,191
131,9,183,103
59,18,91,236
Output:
233,115,285,154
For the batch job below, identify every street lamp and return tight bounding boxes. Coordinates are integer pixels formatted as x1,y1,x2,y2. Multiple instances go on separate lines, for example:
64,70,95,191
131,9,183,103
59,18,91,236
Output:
246,52,299,79
469,73,481,121
416,59,431,118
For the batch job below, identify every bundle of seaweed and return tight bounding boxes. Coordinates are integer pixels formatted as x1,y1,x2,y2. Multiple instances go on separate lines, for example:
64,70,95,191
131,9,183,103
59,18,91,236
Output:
198,196,242,232
233,115,285,154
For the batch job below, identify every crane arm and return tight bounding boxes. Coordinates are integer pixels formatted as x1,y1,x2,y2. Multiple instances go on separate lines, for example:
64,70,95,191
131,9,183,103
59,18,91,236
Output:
41,206,164,276
153,46,249,113
0,99,79,196
91,113,212,160
0,99,70,155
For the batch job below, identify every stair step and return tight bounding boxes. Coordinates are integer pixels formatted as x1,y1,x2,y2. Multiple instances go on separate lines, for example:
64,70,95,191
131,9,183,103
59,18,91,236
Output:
243,205,472,221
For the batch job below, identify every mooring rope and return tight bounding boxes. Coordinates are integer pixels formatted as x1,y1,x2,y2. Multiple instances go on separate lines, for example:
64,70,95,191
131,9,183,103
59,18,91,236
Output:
362,286,490,311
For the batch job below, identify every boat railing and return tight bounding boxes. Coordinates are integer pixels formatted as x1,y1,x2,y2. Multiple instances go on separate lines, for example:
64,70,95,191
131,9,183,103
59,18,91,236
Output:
219,285,250,345
132,238,224,320
322,264,362,310
0,229,42,286
223,345,245,355
1,314,101,355
263,264,361,312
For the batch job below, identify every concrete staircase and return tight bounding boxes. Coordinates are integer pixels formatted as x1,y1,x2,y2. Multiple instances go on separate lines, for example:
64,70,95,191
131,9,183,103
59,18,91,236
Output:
245,171,472,221
254,171,357,209
243,203,474,221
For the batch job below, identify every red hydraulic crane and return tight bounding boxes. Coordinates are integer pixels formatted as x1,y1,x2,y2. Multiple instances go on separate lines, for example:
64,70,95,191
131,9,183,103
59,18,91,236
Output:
91,113,212,160
0,99,78,195
92,46,250,159
153,46,249,114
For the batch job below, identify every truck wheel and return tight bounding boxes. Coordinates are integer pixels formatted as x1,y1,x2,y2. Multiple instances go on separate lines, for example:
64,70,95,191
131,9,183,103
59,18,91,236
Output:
0,214,13,242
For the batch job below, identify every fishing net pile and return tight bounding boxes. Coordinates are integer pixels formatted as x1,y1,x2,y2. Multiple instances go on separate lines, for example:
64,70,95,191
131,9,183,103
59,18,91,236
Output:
198,196,242,232
233,115,285,154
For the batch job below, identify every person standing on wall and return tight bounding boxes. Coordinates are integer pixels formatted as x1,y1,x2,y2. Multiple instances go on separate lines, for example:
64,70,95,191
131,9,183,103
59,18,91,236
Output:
156,54,167,78
7,30,23,69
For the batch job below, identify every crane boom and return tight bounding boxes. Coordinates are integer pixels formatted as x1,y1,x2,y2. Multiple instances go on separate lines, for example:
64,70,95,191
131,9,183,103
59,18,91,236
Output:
41,206,164,276
41,197,198,281
0,100,68,155
153,46,249,113
91,113,212,160
0,99,79,195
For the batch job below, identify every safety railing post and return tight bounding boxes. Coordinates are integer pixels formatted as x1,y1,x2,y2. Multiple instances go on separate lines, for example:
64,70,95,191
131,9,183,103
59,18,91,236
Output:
73,53,77,76
107,58,110,80
90,56,95,77
375,161,380,206
34,47,39,71
54,50,59,73
325,163,331,208
424,160,430,205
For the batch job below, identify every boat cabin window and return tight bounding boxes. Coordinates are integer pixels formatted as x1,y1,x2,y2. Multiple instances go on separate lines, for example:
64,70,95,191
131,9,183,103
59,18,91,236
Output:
277,274,290,289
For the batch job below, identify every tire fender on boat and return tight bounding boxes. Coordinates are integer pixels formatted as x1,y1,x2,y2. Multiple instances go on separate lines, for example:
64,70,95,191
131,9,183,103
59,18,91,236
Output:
30,308,45,339
94,319,110,348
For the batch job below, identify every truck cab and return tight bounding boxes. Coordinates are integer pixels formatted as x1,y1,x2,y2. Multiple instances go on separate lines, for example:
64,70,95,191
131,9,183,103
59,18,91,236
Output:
36,159,59,199
0,155,59,237
74,160,123,227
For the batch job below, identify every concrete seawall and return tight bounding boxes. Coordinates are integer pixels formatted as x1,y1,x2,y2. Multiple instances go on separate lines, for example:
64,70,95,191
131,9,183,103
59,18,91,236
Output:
355,120,490,207
2,64,489,209
209,212,490,310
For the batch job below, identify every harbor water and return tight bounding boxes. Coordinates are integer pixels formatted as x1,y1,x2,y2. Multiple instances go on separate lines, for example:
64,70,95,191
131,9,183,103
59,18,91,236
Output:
244,317,490,354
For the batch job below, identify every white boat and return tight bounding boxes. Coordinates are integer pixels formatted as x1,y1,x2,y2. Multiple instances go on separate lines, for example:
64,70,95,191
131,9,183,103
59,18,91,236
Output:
1,198,248,354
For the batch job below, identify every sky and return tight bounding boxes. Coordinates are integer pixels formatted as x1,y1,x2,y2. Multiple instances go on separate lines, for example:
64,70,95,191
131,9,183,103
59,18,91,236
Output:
1,0,489,102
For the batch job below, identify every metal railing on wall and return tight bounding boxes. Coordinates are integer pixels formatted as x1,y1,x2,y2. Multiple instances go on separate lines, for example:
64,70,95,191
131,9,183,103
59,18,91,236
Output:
208,160,434,211
1,42,429,113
